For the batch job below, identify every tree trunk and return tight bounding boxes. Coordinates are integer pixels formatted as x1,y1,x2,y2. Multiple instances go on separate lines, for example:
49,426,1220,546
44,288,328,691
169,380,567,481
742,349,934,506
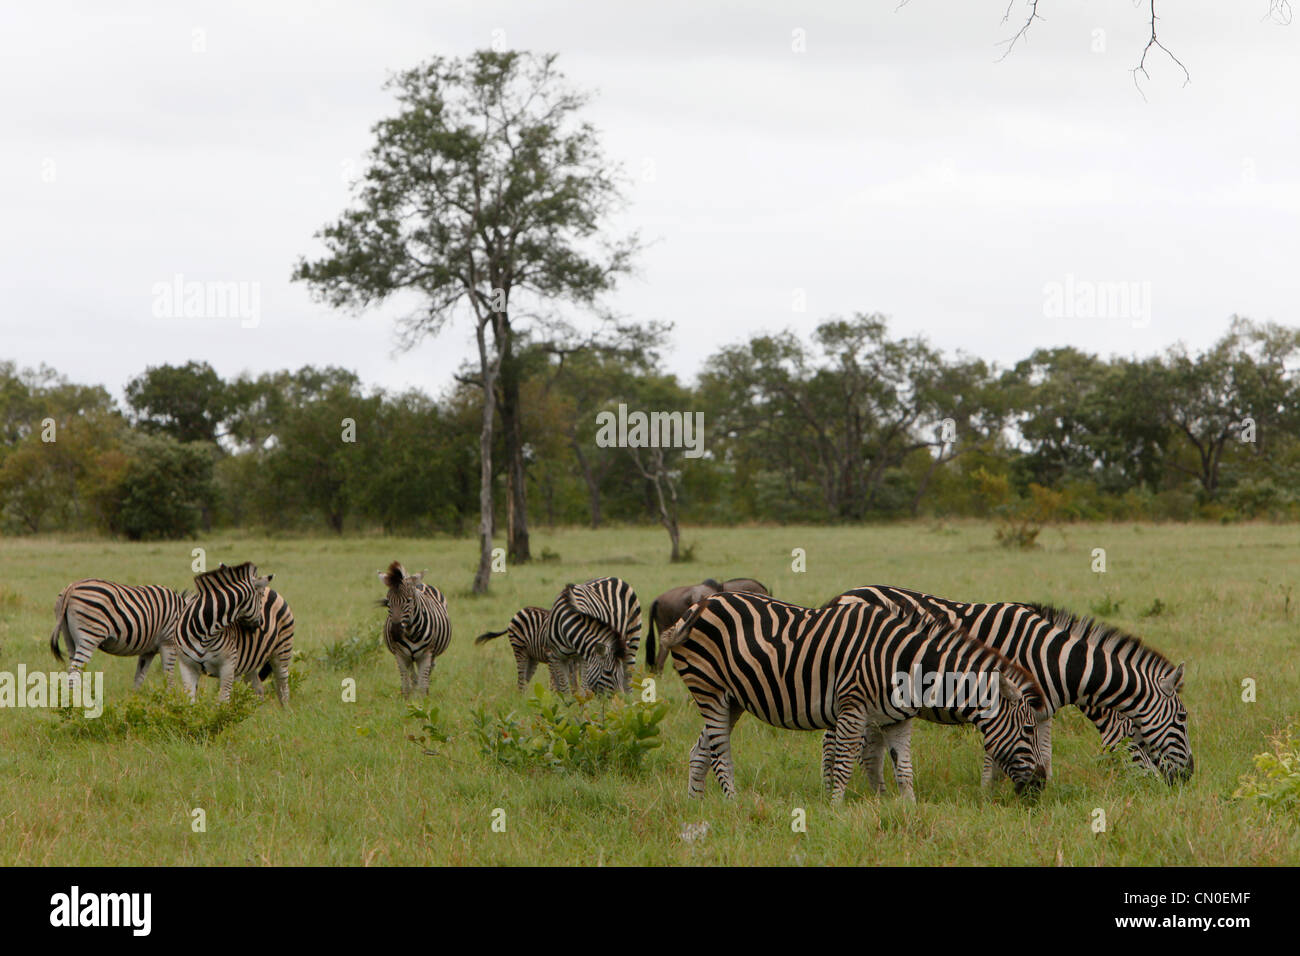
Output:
572,438,603,529
498,332,531,564
473,321,498,595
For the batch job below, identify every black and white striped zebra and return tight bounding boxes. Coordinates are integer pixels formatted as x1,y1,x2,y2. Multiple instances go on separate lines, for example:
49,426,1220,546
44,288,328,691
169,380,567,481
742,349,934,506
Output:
175,562,282,703
378,562,452,697
177,587,296,705
544,576,642,695
655,591,1047,800
474,605,556,692
48,579,185,687
831,585,1191,783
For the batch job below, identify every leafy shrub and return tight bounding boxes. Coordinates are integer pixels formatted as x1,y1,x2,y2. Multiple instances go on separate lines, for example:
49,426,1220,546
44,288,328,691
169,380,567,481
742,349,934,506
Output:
1140,598,1167,618
472,683,668,774
1090,595,1123,616
320,623,382,671
54,683,261,743
1234,723,1300,821
406,701,450,751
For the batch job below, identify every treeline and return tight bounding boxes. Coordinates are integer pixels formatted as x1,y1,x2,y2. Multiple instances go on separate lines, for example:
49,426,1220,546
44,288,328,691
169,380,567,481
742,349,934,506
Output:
1,314,1297,540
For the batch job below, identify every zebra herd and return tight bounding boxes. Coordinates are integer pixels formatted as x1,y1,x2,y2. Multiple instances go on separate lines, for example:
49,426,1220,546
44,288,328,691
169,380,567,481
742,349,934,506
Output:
50,562,294,704
42,559,1194,802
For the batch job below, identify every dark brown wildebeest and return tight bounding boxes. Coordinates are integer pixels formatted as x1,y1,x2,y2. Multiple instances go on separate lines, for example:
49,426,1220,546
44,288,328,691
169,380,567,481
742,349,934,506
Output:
642,577,772,668
720,578,770,595
643,580,722,670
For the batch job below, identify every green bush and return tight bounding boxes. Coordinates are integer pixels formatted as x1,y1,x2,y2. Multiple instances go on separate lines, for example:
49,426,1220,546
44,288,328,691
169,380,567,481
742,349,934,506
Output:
472,683,668,774
1234,722,1300,821
320,622,382,671
54,683,261,743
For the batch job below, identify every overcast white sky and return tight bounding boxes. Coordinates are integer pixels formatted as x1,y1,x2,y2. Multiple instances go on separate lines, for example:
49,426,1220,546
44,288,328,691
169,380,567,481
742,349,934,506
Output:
1,1,1296,402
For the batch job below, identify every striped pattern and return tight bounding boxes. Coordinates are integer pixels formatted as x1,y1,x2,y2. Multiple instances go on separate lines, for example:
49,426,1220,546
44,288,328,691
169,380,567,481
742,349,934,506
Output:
474,605,555,692
177,588,295,704
379,562,452,698
831,585,1191,783
175,562,274,703
544,576,642,695
47,579,185,687
656,591,1047,801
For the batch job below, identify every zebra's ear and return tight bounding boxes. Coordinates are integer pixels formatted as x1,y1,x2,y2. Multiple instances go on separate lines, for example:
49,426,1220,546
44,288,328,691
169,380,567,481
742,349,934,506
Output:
996,671,1024,704
376,571,386,582
1159,662,1185,695
413,570,427,584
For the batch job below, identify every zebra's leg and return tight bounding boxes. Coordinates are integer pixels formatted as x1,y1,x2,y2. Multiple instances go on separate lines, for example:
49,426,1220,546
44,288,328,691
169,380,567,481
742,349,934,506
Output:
547,653,569,694
394,650,413,698
860,724,888,795
133,652,155,689
688,729,712,797
821,729,837,793
273,651,291,706
981,752,1006,789
217,664,237,704
415,651,434,696
830,705,868,802
244,671,266,699
160,641,177,689
179,658,202,703
701,697,742,798
882,720,916,802
63,613,103,689
518,655,537,693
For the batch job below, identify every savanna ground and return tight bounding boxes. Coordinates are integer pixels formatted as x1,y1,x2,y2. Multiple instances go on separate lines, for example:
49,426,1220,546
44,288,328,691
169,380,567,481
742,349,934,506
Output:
0,521,1295,866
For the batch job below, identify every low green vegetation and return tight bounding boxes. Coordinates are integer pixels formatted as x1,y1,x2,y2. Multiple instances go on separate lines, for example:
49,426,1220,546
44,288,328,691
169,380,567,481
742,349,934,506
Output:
0,522,1295,865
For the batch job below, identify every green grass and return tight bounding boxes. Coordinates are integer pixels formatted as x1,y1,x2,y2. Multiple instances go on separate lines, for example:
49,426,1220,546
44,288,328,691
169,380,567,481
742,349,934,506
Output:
0,521,1296,865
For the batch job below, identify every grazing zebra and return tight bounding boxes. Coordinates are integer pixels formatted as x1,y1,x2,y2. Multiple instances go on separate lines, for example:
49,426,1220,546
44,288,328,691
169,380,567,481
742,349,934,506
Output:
174,562,278,703
831,585,1191,783
378,562,452,697
474,605,559,692
544,576,642,695
655,591,1047,801
644,580,721,671
48,579,185,687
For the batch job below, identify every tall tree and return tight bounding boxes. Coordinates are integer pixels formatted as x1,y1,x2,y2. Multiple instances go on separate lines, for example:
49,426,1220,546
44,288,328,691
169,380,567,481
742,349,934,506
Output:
294,50,638,591
124,361,229,444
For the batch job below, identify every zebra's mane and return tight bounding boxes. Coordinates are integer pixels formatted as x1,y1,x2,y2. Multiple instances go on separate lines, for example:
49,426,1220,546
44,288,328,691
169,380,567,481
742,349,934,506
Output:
381,561,408,590
897,606,1048,712
194,562,255,591
1026,603,1172,671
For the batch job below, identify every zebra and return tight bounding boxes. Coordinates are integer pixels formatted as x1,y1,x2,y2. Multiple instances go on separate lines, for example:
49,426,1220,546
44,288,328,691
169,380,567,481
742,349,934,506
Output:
544,576,641,695
48,579,185,688
830,585,1191,784
378,562,452,697
177,587,296,705
654,590,1047,801
174,562,283,703
474,605,560,692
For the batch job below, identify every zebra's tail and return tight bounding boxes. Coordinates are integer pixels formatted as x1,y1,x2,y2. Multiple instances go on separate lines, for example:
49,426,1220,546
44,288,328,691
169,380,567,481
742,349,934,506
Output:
48,590,71,663
643,600,660,670
258,662,272,681
474,628,507,646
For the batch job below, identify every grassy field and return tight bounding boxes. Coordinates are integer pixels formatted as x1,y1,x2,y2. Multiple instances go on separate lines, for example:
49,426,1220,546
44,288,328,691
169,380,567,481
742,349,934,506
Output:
0,521,1296,866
